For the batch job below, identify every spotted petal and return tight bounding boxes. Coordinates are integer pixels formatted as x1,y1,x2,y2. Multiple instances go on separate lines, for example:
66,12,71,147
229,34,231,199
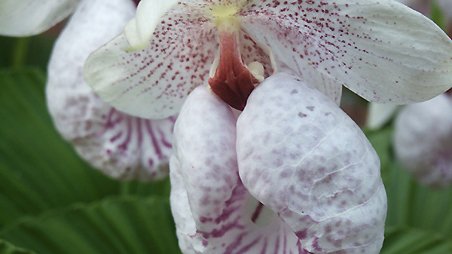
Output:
170,85,310,253
47,0,174,180
84,0,217,119
0,0,79,36
124,0,178,50
237,73,387,253
394,94,452,187
240,0,452,104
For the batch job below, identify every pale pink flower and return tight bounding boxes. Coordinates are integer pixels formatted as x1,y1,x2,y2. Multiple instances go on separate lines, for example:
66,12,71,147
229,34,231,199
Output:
394,94,452,187
171,73,387,253
0,0,175,181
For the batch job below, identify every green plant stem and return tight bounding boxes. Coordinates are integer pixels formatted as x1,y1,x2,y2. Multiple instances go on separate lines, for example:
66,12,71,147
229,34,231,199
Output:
12,38,29,69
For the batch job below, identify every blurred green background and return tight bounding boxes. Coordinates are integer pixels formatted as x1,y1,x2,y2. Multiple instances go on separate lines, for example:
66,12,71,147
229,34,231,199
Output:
0,6,451,253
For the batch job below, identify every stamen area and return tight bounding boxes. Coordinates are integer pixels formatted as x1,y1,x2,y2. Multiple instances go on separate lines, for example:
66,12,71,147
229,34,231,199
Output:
210,4,241,31
208,32,259,110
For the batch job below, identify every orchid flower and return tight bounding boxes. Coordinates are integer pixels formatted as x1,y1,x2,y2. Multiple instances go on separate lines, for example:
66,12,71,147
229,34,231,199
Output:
170,73,387,253
81,0,452,253
0,0,175,181
394,93,452,187
84,0,452,120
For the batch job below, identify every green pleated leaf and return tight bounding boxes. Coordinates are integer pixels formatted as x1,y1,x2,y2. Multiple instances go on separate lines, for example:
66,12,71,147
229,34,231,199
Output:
382,227,452,254
431,0,446,30
0,197,181,254
384,162,452,237
0,239,36,254
0,68,170,228
368,127,452,253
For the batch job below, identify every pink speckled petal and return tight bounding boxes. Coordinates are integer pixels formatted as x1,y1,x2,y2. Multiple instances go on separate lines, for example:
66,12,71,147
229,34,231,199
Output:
237,73,387,254
0,0,79,36
241,0,452,104
84,1,217,119
394,94,452,187
123,0,180,50
170,86,309,254
47,0,174,181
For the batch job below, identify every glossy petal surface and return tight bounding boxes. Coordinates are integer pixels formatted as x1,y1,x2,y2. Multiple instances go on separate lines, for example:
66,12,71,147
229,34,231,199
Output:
237,73,387,253
394,94,452,187
84,1,217,119
170,86,309,253
0,0,79,36
241,0,452,104
47,0,174,180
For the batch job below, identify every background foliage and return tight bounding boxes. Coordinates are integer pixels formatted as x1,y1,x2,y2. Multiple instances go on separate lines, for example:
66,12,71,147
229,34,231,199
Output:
0,6,451,253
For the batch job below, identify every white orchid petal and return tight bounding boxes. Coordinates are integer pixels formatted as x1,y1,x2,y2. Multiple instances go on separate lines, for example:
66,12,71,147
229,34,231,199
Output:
0,0,79,36
124,0,179,50
241,0,452,104
237,73,386,253
170,85,310,253
366,103,399,130
394,94,452,187
84,2,217,119
47,0,174,181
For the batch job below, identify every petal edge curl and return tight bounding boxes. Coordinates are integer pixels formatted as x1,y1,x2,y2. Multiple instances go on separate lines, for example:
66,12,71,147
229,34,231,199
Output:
241,0,452,104
0,0,79,36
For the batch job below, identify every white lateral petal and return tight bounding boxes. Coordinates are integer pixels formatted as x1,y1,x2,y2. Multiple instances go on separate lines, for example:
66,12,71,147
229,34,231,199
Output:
0,0,79,36
84,1,217,119
170,86,309,253
394,94,452,187
47,0,174,181
124,0,178,50
241,0,452,104
366,102,399,130
237,73,387,253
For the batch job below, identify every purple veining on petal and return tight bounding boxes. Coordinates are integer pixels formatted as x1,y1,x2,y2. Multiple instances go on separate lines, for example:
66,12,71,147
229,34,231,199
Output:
170,85,311,253
76,106,175,180
46,0,175,181
251,203,265,224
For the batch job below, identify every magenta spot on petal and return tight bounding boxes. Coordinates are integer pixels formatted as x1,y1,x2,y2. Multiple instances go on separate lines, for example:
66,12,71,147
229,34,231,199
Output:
295,229,308,240
250,202,264,223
